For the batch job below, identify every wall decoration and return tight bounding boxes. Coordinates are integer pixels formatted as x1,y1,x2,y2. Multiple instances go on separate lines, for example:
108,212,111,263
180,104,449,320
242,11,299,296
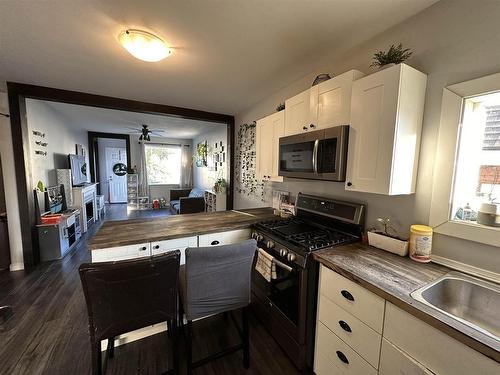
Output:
112,162,127,176
196,141,207,167
235,122,265,202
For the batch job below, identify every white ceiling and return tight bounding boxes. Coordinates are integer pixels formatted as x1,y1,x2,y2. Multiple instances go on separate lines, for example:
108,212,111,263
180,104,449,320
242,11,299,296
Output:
39,100,225,139
0,0,439,115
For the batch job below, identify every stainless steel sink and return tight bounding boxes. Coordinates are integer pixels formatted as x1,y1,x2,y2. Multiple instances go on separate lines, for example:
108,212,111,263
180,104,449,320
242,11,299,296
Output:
411,272,500,341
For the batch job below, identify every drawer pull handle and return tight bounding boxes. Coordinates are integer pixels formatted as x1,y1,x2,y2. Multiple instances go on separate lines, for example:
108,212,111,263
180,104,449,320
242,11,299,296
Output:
341,290,354,301
338,320,352,333
153,245,160,250
140,246,147,251
336,350,349,364
211,240,220,245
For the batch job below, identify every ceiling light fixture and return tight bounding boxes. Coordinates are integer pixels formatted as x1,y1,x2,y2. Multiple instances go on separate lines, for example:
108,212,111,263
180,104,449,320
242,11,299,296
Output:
118,29,172,62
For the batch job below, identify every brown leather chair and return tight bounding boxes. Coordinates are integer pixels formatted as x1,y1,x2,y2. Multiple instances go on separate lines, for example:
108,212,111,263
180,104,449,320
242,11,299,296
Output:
79,251,180,375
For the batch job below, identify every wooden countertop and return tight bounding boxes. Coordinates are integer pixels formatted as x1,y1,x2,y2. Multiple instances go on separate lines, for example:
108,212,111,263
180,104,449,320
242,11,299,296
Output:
313,243,500,363
88,208,277,250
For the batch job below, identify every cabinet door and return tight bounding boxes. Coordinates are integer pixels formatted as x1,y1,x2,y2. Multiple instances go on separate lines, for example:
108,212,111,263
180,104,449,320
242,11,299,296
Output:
151,236,197,265
284,89,312,136
270,111,285,180
311,70,364,131
91,243,151,262
256,117,274,180
379,339,433,375
198,229,251,247
345,66,401,194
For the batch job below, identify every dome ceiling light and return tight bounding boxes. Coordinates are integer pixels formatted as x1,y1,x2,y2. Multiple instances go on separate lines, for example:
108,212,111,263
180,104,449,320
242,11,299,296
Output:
118,29,173,62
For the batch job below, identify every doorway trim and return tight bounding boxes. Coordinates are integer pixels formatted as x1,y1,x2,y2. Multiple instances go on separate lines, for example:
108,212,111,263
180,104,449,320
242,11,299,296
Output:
88,132,131,197
7,82,235,269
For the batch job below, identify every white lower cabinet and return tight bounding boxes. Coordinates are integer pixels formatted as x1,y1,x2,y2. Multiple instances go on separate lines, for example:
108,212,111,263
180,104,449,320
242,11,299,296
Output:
314,266,499,375
379,338,433,375
198,228,251,247
91,242,151,262
151,236,197,265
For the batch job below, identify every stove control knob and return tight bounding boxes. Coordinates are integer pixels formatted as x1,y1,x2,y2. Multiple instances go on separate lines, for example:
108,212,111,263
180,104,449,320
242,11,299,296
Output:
287,253,296,262
266,241,275,249
279,249,288,257
251,232,258,239
256,234,264,242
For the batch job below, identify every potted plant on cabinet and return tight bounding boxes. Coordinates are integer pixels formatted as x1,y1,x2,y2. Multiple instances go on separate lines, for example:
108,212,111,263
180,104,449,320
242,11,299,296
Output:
370,43,413,70
367,217,409,256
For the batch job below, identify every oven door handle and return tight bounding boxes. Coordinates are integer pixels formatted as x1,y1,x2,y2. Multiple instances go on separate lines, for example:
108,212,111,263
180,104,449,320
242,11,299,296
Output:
312,139,319,174
274,258,294,273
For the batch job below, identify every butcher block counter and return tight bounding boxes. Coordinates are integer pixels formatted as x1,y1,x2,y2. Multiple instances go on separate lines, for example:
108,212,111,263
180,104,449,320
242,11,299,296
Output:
88,207,276,250
313,243,499,374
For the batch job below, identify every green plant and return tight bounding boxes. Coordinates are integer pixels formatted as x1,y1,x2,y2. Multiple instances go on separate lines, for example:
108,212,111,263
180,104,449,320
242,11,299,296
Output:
213,178,227,193
371,43,413,68
375,217,399,237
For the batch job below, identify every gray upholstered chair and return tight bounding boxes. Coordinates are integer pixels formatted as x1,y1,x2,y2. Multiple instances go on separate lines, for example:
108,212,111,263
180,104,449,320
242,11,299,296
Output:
179,239,257,374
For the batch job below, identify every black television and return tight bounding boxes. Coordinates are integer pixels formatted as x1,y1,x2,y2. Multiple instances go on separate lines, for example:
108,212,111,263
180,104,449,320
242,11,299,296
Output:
68,154,87,186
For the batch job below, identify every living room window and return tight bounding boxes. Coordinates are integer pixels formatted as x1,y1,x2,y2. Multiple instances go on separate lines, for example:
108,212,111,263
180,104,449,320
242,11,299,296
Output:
145,144,181,185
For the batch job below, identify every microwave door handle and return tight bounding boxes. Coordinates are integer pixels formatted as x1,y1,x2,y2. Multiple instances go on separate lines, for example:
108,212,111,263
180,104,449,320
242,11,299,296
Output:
312,139,319,174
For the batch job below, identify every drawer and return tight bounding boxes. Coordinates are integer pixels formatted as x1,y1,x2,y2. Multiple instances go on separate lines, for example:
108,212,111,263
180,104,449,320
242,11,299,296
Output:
314,321,377,375
384,302,500,375
151,236,197,265
91,243,150,262
198,229,251,247
319,265,385,333
379,338,433,375
318,293,381,368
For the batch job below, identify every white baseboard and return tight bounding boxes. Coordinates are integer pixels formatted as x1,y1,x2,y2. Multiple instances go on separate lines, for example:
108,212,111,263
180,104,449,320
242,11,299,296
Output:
9,262,24,271
431,255,500,283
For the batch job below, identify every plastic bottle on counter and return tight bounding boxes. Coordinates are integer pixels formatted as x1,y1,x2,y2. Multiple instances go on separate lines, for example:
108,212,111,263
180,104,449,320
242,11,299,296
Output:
409,225,433,263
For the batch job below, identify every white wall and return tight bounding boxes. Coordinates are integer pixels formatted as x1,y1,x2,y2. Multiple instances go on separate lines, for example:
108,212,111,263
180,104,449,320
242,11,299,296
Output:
129,135,193,202
97,138,126,203
234,0,500,274
0,92,24,271
26,99,89,188
193,126,228,191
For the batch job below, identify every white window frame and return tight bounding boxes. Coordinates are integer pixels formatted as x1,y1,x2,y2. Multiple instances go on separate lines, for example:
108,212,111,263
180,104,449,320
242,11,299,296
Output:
430,72,500,247
144,143,182,186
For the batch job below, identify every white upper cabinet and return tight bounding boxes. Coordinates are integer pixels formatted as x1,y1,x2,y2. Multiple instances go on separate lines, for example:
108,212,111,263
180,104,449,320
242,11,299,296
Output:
345,64,427,195
284,89,312,136
310,70,365,131
284,70,364,136
256,110,284,182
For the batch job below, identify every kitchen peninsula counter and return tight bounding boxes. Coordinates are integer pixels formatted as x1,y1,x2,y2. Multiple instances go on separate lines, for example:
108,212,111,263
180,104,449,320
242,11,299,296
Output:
88,208,276,250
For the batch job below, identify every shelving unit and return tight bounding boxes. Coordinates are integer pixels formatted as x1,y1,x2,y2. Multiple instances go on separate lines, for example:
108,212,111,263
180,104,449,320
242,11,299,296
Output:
204,189,226,212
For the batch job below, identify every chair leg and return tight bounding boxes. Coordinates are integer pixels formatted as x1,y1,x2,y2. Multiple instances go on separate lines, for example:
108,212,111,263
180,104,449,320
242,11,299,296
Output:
172,318,180,375
107,337,114,359
91,342,102,375
242,307,250,369
186,320,193,375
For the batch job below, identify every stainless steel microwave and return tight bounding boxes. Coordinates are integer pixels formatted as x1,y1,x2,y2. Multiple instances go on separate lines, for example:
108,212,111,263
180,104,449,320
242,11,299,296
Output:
278,125,349,181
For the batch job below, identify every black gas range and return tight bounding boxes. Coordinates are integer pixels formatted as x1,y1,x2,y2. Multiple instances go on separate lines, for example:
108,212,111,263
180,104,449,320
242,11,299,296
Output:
251,193,365,371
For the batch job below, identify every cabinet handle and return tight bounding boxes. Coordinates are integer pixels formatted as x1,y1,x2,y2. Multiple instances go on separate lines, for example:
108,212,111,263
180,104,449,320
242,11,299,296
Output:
153,245,160,250
302,126,308,130
140,246,148,251
338,320,352,333
341,290,355,301
211,240,220,246
336,351,349,364
346,181,352,187
309,124,315,128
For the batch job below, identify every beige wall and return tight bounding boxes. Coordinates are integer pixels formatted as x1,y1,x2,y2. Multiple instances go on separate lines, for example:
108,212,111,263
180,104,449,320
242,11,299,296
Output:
234,0,500,274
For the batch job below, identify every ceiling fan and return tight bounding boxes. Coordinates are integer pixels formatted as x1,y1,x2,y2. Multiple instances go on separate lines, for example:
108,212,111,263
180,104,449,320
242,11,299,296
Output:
126,124,165,141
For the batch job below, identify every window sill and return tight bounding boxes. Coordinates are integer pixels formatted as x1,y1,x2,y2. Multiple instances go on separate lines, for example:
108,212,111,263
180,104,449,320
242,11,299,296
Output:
434,220,500,247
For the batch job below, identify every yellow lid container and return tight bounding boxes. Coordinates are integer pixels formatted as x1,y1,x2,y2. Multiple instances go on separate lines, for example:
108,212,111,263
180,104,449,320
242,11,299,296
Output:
409,225,433,263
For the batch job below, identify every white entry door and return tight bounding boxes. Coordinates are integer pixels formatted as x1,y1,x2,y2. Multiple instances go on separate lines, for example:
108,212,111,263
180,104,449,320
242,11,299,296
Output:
106,147,127,203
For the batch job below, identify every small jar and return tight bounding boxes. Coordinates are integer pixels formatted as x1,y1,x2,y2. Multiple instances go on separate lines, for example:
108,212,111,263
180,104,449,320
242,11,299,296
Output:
409,225,433,263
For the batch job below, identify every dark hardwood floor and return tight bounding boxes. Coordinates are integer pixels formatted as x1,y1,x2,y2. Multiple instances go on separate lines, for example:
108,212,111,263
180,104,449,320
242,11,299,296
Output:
0,205,299,375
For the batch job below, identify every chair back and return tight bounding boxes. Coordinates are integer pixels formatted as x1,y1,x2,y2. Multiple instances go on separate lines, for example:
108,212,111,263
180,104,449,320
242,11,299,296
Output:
79,251,180,342
183,239,256,320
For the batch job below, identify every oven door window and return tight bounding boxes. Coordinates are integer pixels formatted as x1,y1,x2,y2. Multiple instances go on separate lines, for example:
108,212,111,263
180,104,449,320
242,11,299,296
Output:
318,137,337,174
267,264,300,325
279,141,315,173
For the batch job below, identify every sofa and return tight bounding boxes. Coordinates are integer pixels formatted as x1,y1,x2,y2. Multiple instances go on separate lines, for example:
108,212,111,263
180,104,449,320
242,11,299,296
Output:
169,188,206,214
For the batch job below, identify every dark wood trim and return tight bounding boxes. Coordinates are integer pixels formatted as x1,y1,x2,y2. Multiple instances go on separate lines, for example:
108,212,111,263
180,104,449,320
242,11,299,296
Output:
7,82,235,269
88,132,132,195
